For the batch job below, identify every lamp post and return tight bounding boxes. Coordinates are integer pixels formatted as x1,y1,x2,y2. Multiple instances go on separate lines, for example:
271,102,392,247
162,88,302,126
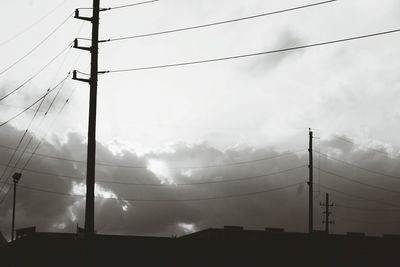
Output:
11,172,21,241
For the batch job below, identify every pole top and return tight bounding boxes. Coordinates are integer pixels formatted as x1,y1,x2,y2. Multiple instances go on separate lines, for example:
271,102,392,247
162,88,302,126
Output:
12,172,22,184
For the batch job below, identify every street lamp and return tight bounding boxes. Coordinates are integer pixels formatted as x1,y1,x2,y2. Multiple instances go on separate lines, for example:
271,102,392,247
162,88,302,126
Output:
11,172,21,242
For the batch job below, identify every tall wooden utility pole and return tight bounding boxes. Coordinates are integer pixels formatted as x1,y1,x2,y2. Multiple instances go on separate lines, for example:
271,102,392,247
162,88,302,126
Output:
72,0,100,264
86,0,100,240
308,128,313,234
73,0,100,238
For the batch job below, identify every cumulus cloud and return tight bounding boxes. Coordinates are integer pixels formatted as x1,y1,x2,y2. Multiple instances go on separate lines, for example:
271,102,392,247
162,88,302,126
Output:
0,125,399,241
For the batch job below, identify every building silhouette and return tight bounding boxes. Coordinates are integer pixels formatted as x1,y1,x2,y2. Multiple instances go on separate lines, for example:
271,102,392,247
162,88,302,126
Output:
0,225,399,266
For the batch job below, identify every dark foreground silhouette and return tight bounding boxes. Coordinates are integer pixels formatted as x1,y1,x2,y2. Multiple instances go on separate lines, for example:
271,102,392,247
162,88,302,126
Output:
0,226,398,266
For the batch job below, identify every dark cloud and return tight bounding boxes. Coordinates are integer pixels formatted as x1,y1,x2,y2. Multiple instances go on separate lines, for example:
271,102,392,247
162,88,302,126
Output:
0,125,400,241
249,29,305,72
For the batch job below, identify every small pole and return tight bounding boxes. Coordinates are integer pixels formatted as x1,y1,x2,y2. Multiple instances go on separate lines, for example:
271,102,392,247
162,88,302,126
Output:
325,193,329,234
321,193,334,234
11,173,22,241
308,128,313,234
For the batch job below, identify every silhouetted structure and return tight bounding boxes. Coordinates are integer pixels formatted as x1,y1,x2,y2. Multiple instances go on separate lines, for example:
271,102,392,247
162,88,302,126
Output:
0,232,7,247
0,225,399,266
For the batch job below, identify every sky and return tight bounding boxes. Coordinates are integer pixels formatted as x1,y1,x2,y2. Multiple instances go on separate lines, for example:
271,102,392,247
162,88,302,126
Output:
0,0,400,240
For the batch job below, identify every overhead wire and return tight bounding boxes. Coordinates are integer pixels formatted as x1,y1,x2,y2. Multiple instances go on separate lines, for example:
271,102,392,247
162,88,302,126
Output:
330,134,395,158
102,0,337,42
0,31,84,202
0,74,71,203
0,73,78,205
0,11,74,76
19,21,87,173
317,151,400,180
0,75,69,185
0,163,306,187
335,204,400,213
319,184,400,208
15,180,305,203
102,0,159,11
318,168,400,195
105,29,400,73
0,146,306,170
0,0,68,47
335,214,400,225
0,42,73,103
0,75,71,129
0,22,85,199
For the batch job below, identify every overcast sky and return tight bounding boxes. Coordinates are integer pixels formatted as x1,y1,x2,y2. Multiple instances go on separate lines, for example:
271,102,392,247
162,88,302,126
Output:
0,0,400,240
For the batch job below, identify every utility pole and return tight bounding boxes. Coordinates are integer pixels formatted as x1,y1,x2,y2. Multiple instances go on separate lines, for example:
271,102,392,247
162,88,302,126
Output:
320,193,335,234
308,128,313,234
73,0,100,238
11,173,21,241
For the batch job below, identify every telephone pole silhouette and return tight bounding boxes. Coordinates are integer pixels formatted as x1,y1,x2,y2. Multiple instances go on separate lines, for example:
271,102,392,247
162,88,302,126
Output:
308,128,313,234
320,193,335,234
72,0,100,264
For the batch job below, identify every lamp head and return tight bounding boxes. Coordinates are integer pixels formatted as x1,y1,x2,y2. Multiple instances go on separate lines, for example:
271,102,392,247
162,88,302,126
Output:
12,173,22,184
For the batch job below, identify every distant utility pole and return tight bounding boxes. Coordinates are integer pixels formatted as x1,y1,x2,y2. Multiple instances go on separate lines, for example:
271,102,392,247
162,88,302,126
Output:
320,193,335,234
308,128,313,234
11,173,21,241
73,0,100,239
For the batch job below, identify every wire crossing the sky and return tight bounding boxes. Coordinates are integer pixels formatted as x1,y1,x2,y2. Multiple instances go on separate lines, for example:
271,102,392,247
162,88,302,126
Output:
0,145,306,170
319,184,400,208
0,74,71,203
101,0,337,42
316,151,400,180
330,134,398,159
15,181,304,203
0,12,74,76
0,43,72,103
0,74,70,128
336,204,400,213
105,28,400,73
0,163,306,187
0,0,68,47
101,0,159,11
319,168,400,195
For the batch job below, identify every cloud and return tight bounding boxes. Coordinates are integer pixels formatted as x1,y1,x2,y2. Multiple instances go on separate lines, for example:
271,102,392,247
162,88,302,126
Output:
249,29,305,72
0,124,399,240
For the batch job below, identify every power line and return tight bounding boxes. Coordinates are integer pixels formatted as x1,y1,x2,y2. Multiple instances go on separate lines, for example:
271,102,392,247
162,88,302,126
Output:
0,75,68,182
319,168,400,195
0,43,72,103
336,204,400,213
330,134,394,158
105,28,400,73
319,184,400,208
0,146,306,170
0,87,53,200
0,75,77,205
0,104,47,113
0,12,74,76
1,163,306,187
0,0,68,47
317,151,400,180
15,181,304,202
78,0,159,11
0,35,82,197
0,75,71,128
102,0,336,42
0,75,71,203
102,0,159,11
19,80,71,171
335,214,400,225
